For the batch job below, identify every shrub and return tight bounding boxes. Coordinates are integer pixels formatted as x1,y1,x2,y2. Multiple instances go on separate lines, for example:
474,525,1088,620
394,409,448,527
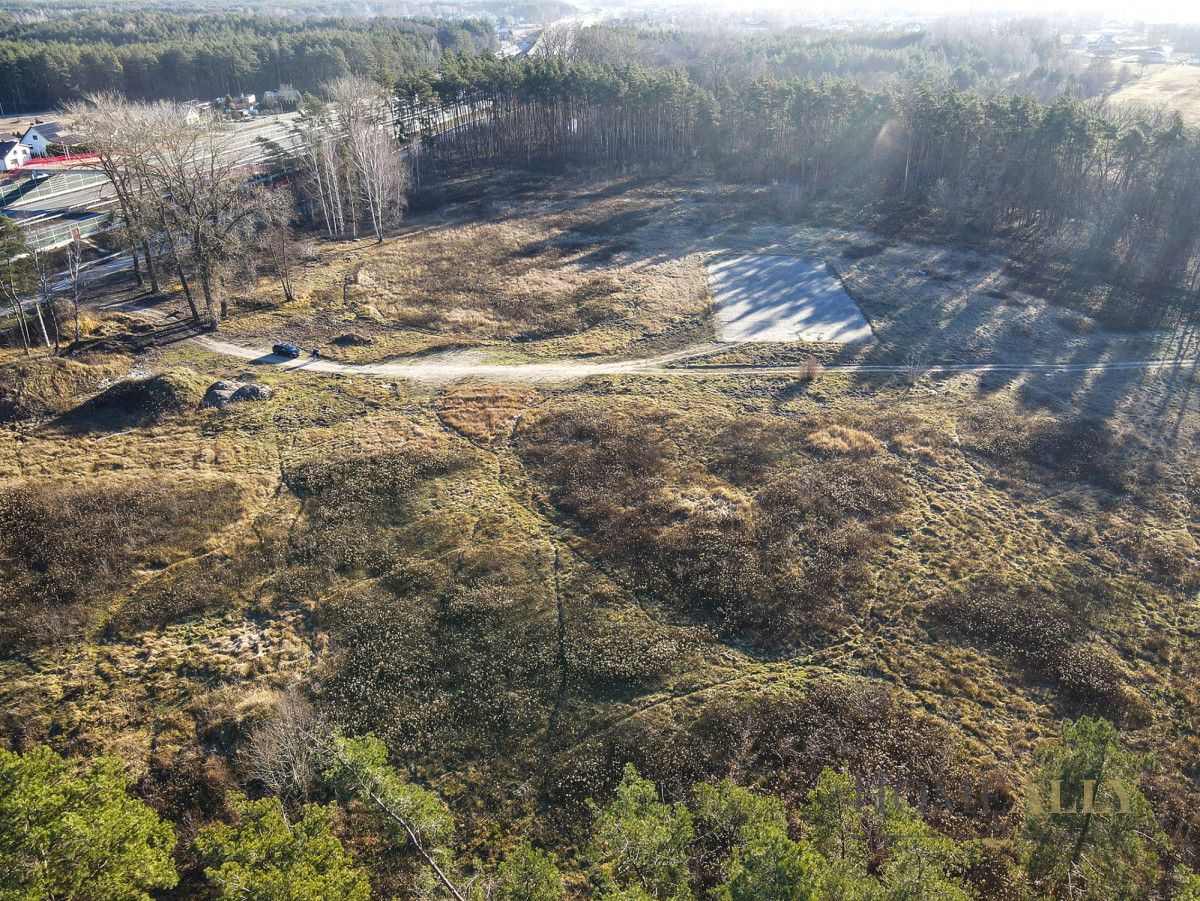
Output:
286,446,465,575
590,763,695,900
962,410,1150,494
929,575,1139,717
1021,718,1163,901
804,425,883,457
495,842,563,901
518,405,908,643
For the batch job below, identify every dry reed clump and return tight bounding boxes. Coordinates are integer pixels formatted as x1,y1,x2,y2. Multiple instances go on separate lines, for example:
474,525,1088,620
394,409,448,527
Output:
805,424,884,456
437,382,540,441
928,575,1142,719
0,476,245,650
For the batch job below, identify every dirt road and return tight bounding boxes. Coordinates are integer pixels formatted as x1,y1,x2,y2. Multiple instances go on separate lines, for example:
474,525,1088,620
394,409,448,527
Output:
196,334,1196,384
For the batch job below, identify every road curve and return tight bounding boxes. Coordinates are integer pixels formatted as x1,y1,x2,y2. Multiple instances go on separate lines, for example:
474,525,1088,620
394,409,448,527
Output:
195,335,1197,384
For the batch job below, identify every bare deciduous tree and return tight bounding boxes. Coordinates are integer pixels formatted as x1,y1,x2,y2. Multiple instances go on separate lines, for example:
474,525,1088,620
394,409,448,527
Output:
63,93,168,293
65,238,86,343
146,108,284,327
243,689,319,809
348,122,410,243
28,247,60,353
292,78,410,242
261,192,299,303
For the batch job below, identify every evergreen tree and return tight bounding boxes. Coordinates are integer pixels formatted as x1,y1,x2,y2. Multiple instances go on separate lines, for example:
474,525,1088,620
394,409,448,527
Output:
1020,717,1163,900
194,795,369,901
495,841,564,901
591,764,695,900
715,833,825,901
0,746,178,901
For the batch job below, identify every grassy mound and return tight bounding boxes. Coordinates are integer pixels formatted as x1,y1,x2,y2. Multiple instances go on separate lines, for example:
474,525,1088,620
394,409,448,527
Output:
57,367,207,431
0,354,129,423
0,476,244,650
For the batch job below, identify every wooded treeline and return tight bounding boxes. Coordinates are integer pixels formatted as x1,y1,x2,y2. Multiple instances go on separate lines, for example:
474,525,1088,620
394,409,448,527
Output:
397,55,716,172
410,54,1200,309
0,12,493,111
570,17,1102,100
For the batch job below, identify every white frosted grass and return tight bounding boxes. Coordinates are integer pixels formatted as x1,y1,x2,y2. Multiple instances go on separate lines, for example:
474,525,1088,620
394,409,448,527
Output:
706,255,874,343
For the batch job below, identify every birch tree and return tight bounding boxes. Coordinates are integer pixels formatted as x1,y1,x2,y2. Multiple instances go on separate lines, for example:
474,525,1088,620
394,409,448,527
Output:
348,122,410,243
64,238,86,343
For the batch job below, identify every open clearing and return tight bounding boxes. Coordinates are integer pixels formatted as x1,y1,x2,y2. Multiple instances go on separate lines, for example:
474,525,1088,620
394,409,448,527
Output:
1110,65,1200,123
706,254,873,342
195,175,1193,376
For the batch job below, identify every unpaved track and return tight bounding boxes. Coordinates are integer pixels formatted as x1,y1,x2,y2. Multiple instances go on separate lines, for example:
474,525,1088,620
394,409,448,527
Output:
195,334,1196,384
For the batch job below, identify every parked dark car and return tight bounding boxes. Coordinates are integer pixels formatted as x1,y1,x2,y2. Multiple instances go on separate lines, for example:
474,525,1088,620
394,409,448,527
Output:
272,342,302,358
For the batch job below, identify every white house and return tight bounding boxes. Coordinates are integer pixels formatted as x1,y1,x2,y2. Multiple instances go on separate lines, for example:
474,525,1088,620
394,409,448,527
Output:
19,121,73,157
0,140,31,171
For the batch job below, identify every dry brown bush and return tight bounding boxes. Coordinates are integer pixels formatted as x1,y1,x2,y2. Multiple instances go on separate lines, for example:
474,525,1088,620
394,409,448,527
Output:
518,404,909,642
805,424,885,457
540,677,989,838
438,382,540,441
929,574,1143,719
0,476,244,650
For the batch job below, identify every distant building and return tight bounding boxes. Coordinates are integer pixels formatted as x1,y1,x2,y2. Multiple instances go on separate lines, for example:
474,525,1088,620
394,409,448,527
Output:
182,100,214,124
1141,46,1171,64
19,121,73,157
0,139,31,170
1091,34,1120,55
215,93,257,110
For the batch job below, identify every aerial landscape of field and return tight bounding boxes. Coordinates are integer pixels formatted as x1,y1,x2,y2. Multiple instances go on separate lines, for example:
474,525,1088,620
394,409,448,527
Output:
1,1,1200,899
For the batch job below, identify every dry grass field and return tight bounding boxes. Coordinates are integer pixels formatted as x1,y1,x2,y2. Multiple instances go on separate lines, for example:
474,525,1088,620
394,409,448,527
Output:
2,337,1199,849
204,174,1200,379
220,176,731,362
2,174,1200,887
1110,65,1200,123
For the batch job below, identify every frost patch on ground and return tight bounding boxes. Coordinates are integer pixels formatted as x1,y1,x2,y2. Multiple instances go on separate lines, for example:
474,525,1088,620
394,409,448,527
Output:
706,255,874,343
